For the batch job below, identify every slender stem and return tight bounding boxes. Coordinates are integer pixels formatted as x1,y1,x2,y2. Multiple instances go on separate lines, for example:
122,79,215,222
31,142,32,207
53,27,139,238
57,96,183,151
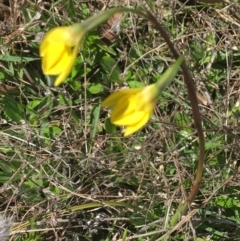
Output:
145,12,205,231
71,6,204,238
88,7,205,231
81,7,143,33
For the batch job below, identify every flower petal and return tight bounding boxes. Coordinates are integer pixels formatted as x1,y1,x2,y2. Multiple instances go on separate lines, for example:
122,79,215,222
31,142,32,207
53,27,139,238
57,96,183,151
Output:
40,27,77,47
40,25,85,86
42,43,72,75
101,88,142,108
110,96,137,122
112,111,146,126
54,43,80,86
124,112,150,136
101,83,159,136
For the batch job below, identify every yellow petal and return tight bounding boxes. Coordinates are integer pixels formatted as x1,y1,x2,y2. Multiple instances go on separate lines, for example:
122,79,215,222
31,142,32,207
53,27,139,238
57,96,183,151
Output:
140,98,157,113
110,96,137,121
40,24,84,86
124,112,150,136
101,84,159,136
40,26,81,47
140,84,159,104
54,43,80,86
101,88,142,108
42,43,72,75
47,27,70,42
112,111,146,126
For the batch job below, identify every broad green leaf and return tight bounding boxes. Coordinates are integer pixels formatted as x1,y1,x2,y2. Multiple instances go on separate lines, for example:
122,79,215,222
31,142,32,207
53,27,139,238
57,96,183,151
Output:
0,72,5,80
0,96,24,123
214,196,240,208
41,126,62,139
95,39,117,55
71,57,83,79
59,94,72,106
105,118,116,134
88,83,103,94
128,80,144,88
100,56,121,82
0,172,23,183
27,100,41,110
0,55,39,62
70,80,81,91
27,96,53,122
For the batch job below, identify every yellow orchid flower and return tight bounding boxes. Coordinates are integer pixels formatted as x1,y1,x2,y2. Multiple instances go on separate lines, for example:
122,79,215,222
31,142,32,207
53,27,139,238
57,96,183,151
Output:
40,24,84,87
101,57,183,136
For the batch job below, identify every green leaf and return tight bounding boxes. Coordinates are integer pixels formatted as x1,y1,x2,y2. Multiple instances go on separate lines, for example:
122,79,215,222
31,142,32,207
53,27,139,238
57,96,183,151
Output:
41,126,62,139
95,39,117,55
71,110,80,124
214,196,240,208
91,104,101,137
0,96,24,123
0,171,23,183
0,72,5,80
26,96,53,122
0,55,39,62
88,83,103,94
70,80,81,91
71,57,83,79
100,56,121,82
0,159,21,173
27,100,41,110
127,80,144,88
37,96,53,119
104,118,116,134
59,94,72,106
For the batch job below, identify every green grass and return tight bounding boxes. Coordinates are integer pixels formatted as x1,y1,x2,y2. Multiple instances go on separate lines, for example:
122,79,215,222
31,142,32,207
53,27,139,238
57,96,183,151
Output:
1,0,240,240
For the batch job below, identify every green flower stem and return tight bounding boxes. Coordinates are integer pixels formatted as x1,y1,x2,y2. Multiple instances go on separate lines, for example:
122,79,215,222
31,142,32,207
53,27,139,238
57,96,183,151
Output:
45,6,204,239
146,11,205,241
81,7,144,34
80,8,204,238
89,7,203,238
156,56,183,93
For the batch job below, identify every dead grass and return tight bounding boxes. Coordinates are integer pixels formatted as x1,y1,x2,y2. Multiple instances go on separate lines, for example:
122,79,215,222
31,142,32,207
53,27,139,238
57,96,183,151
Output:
0,0,240,240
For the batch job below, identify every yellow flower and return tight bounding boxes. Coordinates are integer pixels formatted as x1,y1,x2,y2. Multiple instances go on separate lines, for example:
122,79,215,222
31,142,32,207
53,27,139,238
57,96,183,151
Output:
39,8,128,87
102,84,159,136
101,57,183,136
40,24,84,86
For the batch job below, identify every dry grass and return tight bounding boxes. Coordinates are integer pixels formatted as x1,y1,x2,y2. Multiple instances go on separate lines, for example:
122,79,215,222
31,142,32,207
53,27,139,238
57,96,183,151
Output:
0,0,240,240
